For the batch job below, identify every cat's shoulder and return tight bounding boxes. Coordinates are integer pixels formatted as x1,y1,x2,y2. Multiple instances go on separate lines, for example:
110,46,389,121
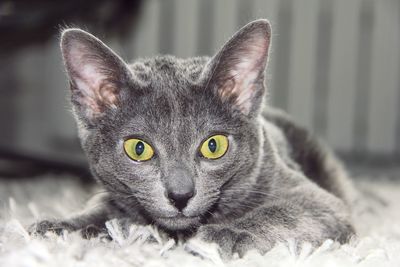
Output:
260,107,311,140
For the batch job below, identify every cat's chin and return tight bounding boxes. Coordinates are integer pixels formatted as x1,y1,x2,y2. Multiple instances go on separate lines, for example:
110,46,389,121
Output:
155,214,201,231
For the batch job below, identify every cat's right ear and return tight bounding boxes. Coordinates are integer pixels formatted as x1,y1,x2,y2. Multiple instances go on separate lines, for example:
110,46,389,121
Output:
61,29,132,124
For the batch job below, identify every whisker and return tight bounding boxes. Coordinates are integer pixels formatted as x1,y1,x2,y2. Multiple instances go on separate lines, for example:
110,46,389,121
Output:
222,188,281,199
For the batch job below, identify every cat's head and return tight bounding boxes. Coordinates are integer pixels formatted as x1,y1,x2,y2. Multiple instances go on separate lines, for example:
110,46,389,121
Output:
61,20,271,231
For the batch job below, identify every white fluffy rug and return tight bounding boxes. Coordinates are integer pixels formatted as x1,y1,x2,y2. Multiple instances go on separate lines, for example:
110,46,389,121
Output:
1,172,400,267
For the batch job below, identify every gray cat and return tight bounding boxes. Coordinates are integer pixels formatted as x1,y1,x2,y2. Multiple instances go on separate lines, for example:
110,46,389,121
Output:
30,19,355,257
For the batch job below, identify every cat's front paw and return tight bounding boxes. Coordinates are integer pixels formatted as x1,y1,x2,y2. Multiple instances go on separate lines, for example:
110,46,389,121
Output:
28,220,76,236
29,220,109,239
80,224,109,239
195,225,271,258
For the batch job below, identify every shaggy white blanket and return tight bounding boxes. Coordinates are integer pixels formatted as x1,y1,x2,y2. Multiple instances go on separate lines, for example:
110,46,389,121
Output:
0,173,399,267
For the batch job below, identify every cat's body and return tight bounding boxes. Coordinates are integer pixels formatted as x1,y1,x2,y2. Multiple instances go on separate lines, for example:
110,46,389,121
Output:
31,20,355,257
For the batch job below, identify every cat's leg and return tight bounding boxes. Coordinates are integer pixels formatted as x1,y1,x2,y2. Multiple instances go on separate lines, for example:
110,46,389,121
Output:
29,205,112,238
194,182,355,258
28,193,130,238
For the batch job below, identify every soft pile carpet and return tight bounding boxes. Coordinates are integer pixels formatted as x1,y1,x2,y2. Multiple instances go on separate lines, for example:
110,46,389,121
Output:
0,171,399,267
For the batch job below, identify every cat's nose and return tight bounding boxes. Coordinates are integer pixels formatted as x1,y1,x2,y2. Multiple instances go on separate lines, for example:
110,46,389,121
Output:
165,167,195,211
167,190,194,211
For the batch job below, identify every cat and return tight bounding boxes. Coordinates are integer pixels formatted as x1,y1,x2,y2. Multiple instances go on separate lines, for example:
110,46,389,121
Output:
30,19,355,258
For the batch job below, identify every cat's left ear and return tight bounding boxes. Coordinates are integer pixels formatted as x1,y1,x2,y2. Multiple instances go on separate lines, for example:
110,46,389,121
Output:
205,19,271,117
61,29,132,123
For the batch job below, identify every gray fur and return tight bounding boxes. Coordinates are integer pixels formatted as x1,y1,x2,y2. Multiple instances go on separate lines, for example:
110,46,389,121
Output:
30,20,355,258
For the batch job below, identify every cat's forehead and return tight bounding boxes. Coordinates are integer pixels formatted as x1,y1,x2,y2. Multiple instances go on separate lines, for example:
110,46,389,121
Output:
119,55,240,137
118,70,232,137
129,55,209,85
125,56,214,120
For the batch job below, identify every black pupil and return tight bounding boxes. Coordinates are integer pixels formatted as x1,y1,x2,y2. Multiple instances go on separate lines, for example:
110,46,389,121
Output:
135,141,145,156
208,138,217,153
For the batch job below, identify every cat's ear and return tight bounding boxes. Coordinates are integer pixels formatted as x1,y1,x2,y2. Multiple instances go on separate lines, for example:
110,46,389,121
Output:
206,19,271,116
61,29,132,122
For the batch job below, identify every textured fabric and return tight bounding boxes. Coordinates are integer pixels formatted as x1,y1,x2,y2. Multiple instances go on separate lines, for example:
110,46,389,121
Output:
0,174,399,267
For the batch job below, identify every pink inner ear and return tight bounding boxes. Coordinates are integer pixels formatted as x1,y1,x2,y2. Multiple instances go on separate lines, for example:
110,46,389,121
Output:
68,44,119,117
218,35,268,114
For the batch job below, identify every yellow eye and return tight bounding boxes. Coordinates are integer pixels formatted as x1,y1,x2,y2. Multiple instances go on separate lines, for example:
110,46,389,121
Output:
200,135,229,159
123,138,154,162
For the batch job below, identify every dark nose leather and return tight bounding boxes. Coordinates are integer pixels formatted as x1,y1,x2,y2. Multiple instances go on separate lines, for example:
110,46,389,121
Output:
166,168,195,211
167,190,194,211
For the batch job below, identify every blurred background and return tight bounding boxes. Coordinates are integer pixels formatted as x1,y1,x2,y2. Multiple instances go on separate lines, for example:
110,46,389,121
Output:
0,0,399,180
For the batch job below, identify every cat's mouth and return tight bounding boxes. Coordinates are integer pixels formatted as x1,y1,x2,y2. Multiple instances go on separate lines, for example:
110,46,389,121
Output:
155,213,202,231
